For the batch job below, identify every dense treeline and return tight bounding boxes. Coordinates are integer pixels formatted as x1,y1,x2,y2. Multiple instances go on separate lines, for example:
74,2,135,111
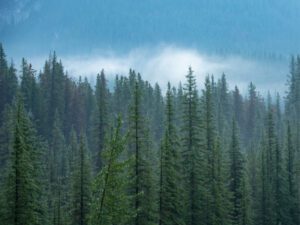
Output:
0,43,299,225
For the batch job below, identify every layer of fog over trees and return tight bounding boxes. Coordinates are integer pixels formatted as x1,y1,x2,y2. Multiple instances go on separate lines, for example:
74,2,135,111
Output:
1,42,300,225
1,0,294,97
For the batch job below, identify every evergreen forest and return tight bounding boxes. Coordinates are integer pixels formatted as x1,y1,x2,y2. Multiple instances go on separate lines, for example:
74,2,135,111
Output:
0,43,300,225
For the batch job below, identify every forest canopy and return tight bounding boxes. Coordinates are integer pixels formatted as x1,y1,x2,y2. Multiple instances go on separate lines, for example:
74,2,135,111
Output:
0,43,299,225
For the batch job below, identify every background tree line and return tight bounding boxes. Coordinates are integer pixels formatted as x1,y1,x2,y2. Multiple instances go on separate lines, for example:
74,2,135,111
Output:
0,43,299,225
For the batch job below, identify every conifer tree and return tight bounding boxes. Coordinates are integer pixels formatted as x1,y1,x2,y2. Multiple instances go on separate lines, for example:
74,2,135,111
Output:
259,100,277,225
286,122,299,225
232,86,244,136
128,78,156,225
181,67,202,225
39,53,66,138
63,76,75,133
0,44,18,122
202,76,231,225
174,82,184,129
286,56,300,147
0,105,15,185
246,83,258,143
70,134,92,225
159,83,184,225
94,70,109,172
49,112,70,225
20,58,39,115
71,77,94,136
152,83,164,144
263,97,289,225
229,120,250,225
0,97,45,225
259,135,273,225
272,108,289,225
0,43,8,118
216,73,230,138
90,116,134,225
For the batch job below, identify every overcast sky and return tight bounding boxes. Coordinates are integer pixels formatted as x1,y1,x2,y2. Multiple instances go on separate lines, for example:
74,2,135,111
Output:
0,0,294,95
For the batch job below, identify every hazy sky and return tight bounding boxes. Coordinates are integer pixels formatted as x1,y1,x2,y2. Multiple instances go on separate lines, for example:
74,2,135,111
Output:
0,0,295,94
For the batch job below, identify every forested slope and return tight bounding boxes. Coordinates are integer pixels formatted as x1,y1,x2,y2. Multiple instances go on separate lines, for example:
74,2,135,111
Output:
0,43,299,225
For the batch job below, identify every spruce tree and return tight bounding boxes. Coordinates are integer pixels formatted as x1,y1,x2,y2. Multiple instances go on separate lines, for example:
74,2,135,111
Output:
0,44,18,123
229,120,250,225
273,111,289,225
202,76,231,225
159,83,184,225
216,73,230,139
128,78,156,225
264,97,289,225
0,97,45,225
232,86,244,136
286,122,299,225
48,112,70,225
71,77,94,136
70,134,92,225
94,70,109,172
20,58,39,116
0,43,8,118
152,83,164,144
259,135,273,225
89,116,134,225
39,53,66,138
0,105,15,186
181,67,202,225
259,100,276,225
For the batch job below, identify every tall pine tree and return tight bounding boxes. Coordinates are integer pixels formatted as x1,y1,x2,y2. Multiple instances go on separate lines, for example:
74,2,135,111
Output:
0,96,46,225
70,133,92,225
181,67,202,225
159,83,184,225
90,116,134,225
128,77,156,225
94,70,109,172
229,120,250,225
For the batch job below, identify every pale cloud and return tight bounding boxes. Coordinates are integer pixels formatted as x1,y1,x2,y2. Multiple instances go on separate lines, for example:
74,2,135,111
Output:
29,45,288,94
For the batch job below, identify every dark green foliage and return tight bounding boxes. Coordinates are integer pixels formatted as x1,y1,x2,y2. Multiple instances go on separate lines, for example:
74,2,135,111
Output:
0,105,15,185
89,117,134,225
202,76,231,225
48,112,70,225
0,97,46,225
71,77,94,136
232,86,244,137
20,59,38,114
259,135,274,225
245,83,257,143
70,134,92,225
39,53,66,138
0,45,18,122
152,83,164,145
229,120,250,225
286,122,299,225
216,74,231,140
128,77,157,225
0,43,299,225
94,70,109,172
258,99,289,225
181,67,203,225
159,83,184,225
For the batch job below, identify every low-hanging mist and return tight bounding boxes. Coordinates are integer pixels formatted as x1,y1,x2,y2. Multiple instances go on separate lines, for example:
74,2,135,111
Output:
27,45,288,94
